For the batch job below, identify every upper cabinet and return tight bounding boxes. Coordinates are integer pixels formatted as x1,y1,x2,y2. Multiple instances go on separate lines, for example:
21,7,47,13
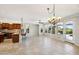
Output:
12,23,21,29
0,23,21,30
2,23,9,29
0,24,2,29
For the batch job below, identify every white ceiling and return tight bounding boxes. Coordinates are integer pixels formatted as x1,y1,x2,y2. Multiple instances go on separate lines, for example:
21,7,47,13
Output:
0,4,79,23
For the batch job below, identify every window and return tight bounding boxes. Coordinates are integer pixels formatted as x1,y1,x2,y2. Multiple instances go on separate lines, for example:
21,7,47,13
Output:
57,22,63,34
65,21,74,40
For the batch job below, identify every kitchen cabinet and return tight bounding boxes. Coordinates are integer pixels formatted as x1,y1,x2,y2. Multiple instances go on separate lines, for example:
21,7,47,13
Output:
12,34,19,43
12,24,21,29
0,33,4,43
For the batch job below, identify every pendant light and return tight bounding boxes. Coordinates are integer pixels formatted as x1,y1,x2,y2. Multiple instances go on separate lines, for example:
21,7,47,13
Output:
47,4,61,25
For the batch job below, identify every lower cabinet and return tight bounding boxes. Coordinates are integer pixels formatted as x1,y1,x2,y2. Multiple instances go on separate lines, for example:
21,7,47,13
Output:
12,34,19,43
0,33,20,43
0,34,4,43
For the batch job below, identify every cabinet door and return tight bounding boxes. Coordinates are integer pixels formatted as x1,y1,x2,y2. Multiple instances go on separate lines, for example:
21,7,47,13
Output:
2,23,9,29
8,24,13,30
12,34,19,43
0,24,2,29
12,24,21,29
0,34,4,43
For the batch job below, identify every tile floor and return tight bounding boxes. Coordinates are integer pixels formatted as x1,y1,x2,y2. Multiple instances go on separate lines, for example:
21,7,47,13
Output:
0,35,79,55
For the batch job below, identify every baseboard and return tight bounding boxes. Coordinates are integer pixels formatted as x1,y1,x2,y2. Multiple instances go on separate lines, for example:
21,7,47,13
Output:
64,40,79,47
74,43,79,46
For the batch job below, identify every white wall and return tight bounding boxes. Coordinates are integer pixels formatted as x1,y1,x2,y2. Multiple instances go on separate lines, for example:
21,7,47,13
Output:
26,24,39,37
73,17,79,46
57,13,79,46
39,24,45,35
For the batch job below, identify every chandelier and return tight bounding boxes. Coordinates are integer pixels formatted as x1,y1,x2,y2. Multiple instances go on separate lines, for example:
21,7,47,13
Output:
47,4,61,25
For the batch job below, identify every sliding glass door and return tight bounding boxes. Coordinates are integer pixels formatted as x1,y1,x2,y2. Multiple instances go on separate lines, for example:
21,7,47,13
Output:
65,21,74,41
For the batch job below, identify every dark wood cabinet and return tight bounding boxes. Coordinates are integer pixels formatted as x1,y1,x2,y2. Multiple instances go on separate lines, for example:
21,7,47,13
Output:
0,24,2,29
0,23,21,30
12,34,19,43
0,23,21,43
12,24,21,29
4,33,12,39
8,24,13,30
2,23,9,29
0,33,4,43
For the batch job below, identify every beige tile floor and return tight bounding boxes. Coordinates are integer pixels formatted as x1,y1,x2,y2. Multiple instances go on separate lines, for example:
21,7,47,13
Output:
0,35,79,55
